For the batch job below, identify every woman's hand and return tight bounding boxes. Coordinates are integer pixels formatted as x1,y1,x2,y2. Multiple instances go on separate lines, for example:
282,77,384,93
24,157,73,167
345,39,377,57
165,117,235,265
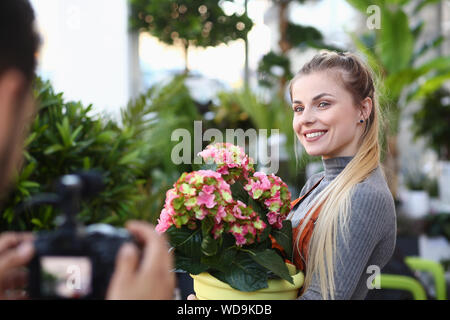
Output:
106,221,175,300
0,232,34,300
187,294,197,300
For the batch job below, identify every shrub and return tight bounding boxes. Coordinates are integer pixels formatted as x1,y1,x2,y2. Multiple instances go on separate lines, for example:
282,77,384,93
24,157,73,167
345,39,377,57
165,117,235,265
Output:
1,75,201,231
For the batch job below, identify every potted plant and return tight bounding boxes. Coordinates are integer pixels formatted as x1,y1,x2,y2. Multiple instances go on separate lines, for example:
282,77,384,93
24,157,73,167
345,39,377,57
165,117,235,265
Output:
156,143,304,299
412,87,450,205
403,171,430,219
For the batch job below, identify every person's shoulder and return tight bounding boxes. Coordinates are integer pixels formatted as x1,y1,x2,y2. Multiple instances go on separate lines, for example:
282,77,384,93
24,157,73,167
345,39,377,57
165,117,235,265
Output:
298,171,325,198
351,167,396,219
348,167,397,244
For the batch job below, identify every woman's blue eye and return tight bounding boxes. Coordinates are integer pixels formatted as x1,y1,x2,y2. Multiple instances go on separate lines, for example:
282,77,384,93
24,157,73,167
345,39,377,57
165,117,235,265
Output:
294,106,304,112
318,102,329,108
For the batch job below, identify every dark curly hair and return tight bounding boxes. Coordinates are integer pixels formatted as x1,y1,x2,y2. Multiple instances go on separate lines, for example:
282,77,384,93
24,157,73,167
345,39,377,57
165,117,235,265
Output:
0,0,40,85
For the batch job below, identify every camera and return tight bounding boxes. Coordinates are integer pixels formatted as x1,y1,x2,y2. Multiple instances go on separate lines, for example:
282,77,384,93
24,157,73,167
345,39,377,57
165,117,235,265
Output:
25,171,136,299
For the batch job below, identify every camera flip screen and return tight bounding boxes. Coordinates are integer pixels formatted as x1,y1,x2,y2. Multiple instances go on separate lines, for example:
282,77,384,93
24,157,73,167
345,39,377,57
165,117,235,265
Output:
40,256,92,299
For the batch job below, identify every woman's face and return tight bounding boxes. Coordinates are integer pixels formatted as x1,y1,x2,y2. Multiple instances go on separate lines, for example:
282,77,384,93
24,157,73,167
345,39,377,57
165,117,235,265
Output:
291,71,368,159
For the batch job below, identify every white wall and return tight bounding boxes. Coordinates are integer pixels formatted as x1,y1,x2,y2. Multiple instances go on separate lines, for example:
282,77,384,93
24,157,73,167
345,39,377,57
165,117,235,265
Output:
30,0,140,118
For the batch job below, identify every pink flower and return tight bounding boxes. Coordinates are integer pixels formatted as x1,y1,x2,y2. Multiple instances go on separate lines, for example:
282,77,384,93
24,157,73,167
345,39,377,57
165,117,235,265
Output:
254,172,271,190
202,185,215,194
217,166,229,175
197,191,216,208
267,212,278,225
264,197,282,211
212,223,224,239
156,208,172,233
197,169,222,179
195,208,209,220
232,201,250,220
198,143,255,184
234,233,246,246
215,205,227,224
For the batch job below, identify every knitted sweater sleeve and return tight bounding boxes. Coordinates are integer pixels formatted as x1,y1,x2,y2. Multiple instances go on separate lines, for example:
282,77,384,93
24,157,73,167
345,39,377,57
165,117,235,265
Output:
297,181,396,300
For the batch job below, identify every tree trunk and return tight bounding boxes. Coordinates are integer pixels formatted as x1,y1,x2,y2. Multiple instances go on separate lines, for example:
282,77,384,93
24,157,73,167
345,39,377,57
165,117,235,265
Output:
278,2,290,54
183,41,189,74
278,1,290,98
244,0,249,90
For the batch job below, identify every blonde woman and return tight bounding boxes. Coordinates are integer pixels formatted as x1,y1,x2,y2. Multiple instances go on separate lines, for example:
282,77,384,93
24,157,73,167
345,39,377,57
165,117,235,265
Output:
288,50,396,300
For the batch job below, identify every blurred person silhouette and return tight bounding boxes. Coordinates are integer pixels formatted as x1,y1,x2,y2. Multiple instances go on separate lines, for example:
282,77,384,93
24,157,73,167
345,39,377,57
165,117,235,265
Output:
0,0,174,300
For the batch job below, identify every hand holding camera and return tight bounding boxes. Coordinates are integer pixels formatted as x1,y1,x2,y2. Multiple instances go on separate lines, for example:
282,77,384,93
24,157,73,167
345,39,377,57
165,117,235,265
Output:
107,221,175,300
0,172,175,300
0,232,34,299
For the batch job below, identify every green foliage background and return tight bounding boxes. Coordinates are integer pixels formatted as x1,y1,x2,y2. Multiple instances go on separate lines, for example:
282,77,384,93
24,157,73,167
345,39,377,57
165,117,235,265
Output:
0,76,200,231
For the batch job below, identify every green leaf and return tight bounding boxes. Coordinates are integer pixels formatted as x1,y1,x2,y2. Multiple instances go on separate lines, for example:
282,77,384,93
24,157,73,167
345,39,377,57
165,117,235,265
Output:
20,181,40,189
210,252,268,292
83,157,91,169
201,237,237,273
287,23,323,48
257,223,271,243
271,220,293,259
247,249,294,284
31,218,43,228
166,225,202,259
96,130,116,144
175,254,209,275
349,33,382,75
24,132,37,147
172,197,184,210
408,73,450,101
56,117,72,147
118,150,140,165
70,125,83,142
20,162,36,180
378,8,414,73
201,217,214,237
44,144,64,155
248,197,267,217
3,208,14,224
201,235,218,257
230,180,249,203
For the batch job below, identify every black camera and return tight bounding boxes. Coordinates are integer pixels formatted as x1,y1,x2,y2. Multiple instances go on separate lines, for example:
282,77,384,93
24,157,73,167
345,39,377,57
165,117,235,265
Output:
25,172,136,299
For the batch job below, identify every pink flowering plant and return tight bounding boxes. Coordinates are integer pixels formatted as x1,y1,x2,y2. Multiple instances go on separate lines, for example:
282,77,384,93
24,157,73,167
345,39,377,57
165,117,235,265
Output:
156,142,294,292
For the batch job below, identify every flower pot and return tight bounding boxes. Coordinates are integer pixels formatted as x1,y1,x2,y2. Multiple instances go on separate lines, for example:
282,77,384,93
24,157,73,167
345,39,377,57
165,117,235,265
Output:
438,161,450,205
190,263,304,300
404,190,430,218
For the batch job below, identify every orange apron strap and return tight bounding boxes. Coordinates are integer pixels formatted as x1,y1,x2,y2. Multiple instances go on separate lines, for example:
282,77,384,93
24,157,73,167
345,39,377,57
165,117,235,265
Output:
290,176,324,210
272,176,325,265
289,176,325,273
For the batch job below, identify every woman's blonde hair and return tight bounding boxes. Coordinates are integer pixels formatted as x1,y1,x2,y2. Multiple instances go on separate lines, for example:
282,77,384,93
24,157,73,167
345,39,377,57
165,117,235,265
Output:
289,50,385,299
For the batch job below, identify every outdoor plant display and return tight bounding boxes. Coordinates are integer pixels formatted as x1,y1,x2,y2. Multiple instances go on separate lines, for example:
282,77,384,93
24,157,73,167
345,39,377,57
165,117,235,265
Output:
156,142,297,292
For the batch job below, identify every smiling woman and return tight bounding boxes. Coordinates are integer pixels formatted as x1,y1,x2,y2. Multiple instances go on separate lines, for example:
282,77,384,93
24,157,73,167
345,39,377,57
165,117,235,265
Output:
290,70,372,160
286,50,396,300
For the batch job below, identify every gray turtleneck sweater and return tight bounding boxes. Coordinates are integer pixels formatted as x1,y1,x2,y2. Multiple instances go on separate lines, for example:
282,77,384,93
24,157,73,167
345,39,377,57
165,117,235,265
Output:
289,156,397,300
